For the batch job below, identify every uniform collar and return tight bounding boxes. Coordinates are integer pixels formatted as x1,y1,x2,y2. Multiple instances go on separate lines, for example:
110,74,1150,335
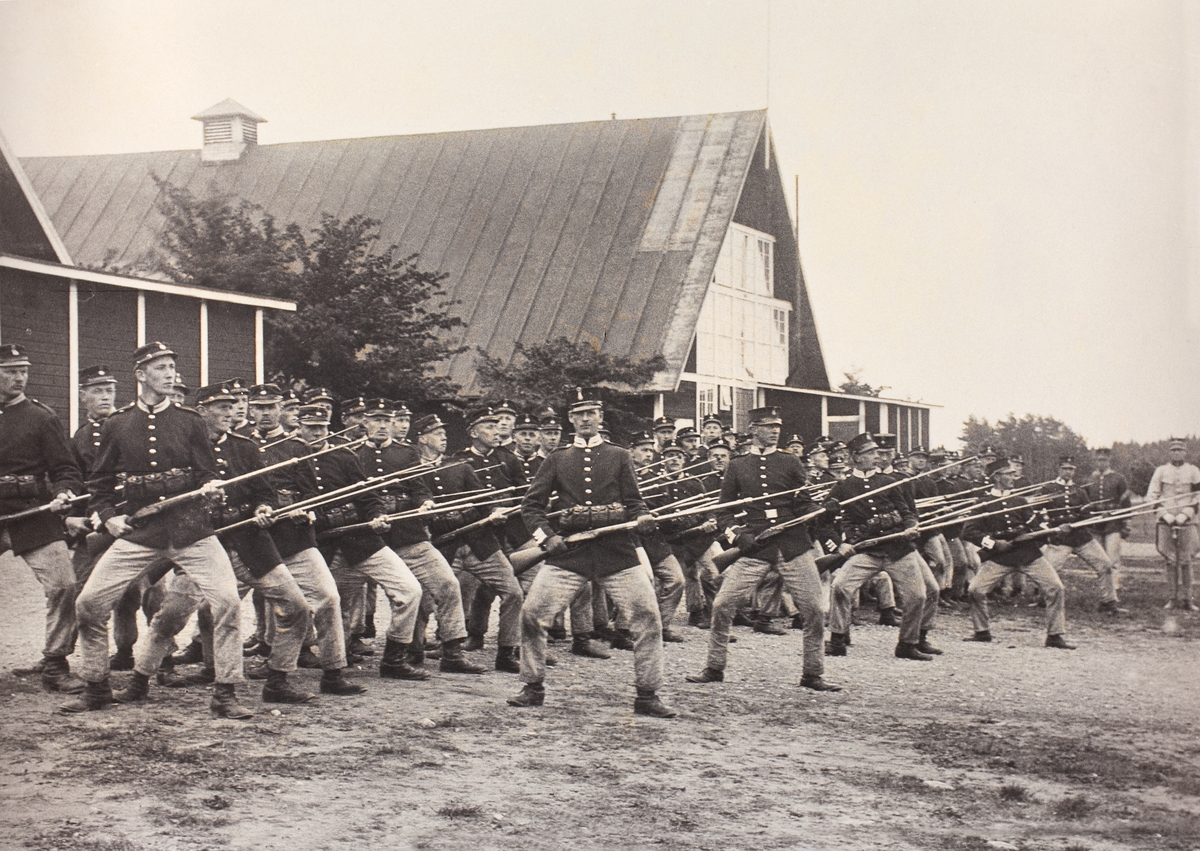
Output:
136,396,171,414
370,437,394,449
213,433,228,446
255,425,285,439
573,435,603,448
852,469,876,479
4,392,27,407
749,445,776,456
422,453,444,466
990,487,1011,497
470,445,493,457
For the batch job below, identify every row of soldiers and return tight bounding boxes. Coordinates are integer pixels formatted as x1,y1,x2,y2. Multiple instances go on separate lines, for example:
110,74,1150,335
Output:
0,340,1185,718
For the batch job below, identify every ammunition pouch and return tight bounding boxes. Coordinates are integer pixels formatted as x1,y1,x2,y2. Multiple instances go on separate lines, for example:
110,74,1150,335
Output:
428,509,474,538
557,503,626,533
378,492,412,515
118,468,195,500
211,501,255,525
0,474,47,500
315,504,361,531
276,489,297,508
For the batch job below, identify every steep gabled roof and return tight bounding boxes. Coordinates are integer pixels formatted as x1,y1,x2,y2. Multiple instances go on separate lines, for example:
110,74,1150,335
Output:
22,110,801,392
0,127,71,263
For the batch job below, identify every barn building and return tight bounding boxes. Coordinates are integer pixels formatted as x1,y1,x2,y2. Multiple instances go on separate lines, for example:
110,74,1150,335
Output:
0,127,295,433
17,101,932,446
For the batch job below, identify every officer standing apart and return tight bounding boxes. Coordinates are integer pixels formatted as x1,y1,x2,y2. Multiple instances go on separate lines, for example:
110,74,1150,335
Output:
512,389,675,717
1147,439,1200,610
687,406,840,691
0,343,86,694
63,342,252,717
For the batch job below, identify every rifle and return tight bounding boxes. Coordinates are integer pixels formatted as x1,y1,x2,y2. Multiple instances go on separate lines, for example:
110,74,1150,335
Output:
259,423,358,450
124,439,367,526
975,503,1163,563
710,458,974,571
0,494,90,525
322,487,522,540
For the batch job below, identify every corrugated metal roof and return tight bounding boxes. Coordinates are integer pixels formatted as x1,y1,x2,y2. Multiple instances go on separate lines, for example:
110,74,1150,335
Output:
22,111,771,392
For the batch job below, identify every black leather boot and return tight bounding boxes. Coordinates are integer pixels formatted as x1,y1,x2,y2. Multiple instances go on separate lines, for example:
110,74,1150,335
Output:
113,671,151,703
41,656,85,694
210,683,254,719
439,638,487,674
379,638,432,680
506,681,545,707
634,689,677,718
495,645,521,673
320,668,367,695
916,630,943,655
58,677,115,714
262,668,316,703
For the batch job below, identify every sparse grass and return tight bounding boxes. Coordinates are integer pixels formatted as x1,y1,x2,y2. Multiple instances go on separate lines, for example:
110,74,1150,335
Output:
436,803,483,819
999,782,1033,803
1064,843,1090,851
1055,795,1097,820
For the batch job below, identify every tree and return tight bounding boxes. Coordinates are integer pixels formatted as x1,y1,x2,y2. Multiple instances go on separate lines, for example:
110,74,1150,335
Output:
127,180,463,402
837,368,886,397
960,414,1092,483
475,337,666,440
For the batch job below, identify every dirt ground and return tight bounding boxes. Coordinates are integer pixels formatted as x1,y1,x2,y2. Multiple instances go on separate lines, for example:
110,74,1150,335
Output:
3,535,1200,851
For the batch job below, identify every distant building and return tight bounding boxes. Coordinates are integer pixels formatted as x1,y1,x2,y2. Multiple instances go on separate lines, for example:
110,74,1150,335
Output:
19,101,931,445
0,127,294,432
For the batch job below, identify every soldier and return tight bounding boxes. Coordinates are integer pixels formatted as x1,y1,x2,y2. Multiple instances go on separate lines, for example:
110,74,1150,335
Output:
636,444,688,642
785,434,805,457
228,378,252,435
298,404,428,681
907,447,954,596
303,387,335,422
652,416,676,456
1010,454,1032,489
962,457,1076,648
70,366,169,673
169,380,189,407
63,342,252,717
246,384,288,445
355,399,484,675
538,414,563,455
494,399,518,449
1085,447,1132,592
115,382,361,706
656,443,719,636
339,397,368,442
279,390,301,436
390,400,412,445
1040,456,1124,614
1147,439,1200,610
0,343,86,694
414,413,524,673
511,389,675,716
825,433,939,661
700,414,725,447
686,406,838,691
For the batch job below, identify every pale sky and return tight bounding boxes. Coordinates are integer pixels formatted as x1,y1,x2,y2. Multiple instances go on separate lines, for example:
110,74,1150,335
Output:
1,0,1196,448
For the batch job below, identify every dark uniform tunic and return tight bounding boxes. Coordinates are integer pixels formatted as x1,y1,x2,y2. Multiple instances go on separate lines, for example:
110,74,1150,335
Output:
962,491,1042,567
210,432,282,578
1085,470,1131,535
89,400,218,550
423,457,498,561
1040,480,1094,548
522,437,647,581
827,471,917,560
354,439,431,550
0,396,82,554
453,445,527,551
71,416,107,476
717,448,817,560
302,444,386,566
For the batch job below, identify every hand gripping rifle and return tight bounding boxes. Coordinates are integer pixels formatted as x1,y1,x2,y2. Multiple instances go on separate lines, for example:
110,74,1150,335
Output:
0,493,91,525
711,458,975,572
125,438,369,527
322,484,522,541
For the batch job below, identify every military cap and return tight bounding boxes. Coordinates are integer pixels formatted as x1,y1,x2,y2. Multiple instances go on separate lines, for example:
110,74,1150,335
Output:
340,396,367,416
627,431,653,448
0,343,31,367
929,448,947,463
392,400,412,417
297,404,331,425
227,377,250,396
986,457,1014,477
567,387,603,413
908,445,929,458
414,414,445,436
513,413,540,432
172,380,189,395
652,416,676,432
748,406,783,427
468,406,500,427
247,383,284,405
785,434,805,448
539,415,562,432
735,432,752,445
676,426,699,441
807,442,830,458
304,387,334,404
1009,454,1024,464
980,445,998,460
79,365,117,386
662,443,686,457
194,382,237,405
134,341,175,368
1169,437,1186,450
707,441,732,454
494,399,518,416
1058,455,1076,467
363,397,393,418
873,433,897,450
281,389,300,408
701,414,724,427
828,440,847,453
847,433,879,456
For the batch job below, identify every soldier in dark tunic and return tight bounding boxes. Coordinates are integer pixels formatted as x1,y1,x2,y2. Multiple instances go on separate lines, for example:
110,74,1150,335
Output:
64,342,252,718
0,343,86,694
511,390,676,717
